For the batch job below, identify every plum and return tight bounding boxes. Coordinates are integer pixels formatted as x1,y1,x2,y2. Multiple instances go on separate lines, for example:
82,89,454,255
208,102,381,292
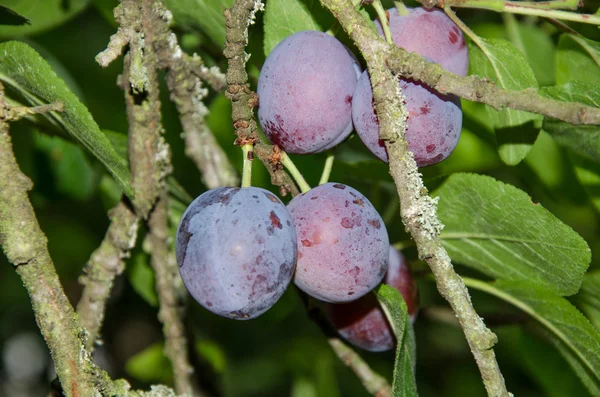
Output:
288,183,389,303
258,31,359,154
325,247,418,352
176,187,297,320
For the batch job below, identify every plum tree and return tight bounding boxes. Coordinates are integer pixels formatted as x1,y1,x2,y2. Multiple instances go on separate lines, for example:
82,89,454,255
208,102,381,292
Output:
257,31,359,154
176,187,297,320
287,183,389,303
325,247,418,352
352,7,467,167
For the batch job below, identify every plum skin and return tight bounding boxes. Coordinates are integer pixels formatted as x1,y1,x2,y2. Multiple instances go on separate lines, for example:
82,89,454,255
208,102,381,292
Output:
287,183,389,303
376,7,468,77
325,247,419,352
176,187,297,320
257,31,359,154
353,6,468,167
352,72,462,167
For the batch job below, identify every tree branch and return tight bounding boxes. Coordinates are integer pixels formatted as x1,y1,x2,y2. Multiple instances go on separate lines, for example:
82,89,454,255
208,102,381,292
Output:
151,5,239,189
0,86,136,397
386,45,600,125
224,0,299,197
147,195,199,397
319,1,509,396
76,199,139,351
100,1,198,394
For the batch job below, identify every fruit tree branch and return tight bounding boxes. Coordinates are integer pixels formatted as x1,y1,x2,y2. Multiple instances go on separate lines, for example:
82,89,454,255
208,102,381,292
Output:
0,84,139,397
99,0,198,394
151,4,239,189
318,0,510,396
224,0,300,197
386,44,600,125
76,199,139,350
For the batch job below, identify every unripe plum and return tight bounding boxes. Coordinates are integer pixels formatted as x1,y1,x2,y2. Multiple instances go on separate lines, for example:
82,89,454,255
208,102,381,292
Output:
352,71,462,167
288,183,389,303
257,31,359,154
325,247,418,352
176,187,297,320
376,7,468,77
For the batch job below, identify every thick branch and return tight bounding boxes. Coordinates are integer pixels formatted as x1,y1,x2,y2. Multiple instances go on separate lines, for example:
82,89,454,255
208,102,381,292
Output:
151,5,238,189
319,0,509,396
147,195,198,397
0,91,134,397
76,199,139,350
386,46,600,125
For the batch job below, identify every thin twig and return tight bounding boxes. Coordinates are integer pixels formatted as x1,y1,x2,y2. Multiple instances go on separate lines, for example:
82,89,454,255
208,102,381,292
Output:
224,0,300,197
319,0,510,395
147,195,198,396
151,4,238,189
76,199,139,351
107,0,198,394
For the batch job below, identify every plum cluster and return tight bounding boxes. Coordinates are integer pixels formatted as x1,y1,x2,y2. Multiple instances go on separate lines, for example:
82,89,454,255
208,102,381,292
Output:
176,183,418,351
257,7,468,166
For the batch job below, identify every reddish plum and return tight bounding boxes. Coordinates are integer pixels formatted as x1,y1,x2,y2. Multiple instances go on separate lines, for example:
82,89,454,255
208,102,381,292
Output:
257,31,358,154
325,247,418,352
287,183,389,303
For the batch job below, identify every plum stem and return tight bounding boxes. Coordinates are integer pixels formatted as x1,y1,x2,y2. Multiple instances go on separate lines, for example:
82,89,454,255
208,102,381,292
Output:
373,1,394,44
241,143,254,187
394,1,411,16
319,150,335,185
444,6,485,48
280,152,311,193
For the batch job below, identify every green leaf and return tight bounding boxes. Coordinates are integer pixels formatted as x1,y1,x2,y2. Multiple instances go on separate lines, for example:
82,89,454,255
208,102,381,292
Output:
468,38,542,165
127,251,158,307
163,0,234,47
34,131,97,201
502,17,556,86
195,339,227,374
541,82,600,163
264,0,331,56
434,173,590,296
0,5,30,26
373,284,418,397
465,278,600,396
125,342,171,383
0,41,133,198
557,34,600,85
0,0,89,38
570,153,600,213
574,271,600,332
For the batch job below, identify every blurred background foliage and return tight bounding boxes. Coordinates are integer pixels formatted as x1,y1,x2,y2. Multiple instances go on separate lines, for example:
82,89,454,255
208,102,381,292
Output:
1,0,600,396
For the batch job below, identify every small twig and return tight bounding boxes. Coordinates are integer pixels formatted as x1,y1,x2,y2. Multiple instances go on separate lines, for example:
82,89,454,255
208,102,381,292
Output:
151,5,238,189
76,199,139,351
319,151,335,185
147,195,198,397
